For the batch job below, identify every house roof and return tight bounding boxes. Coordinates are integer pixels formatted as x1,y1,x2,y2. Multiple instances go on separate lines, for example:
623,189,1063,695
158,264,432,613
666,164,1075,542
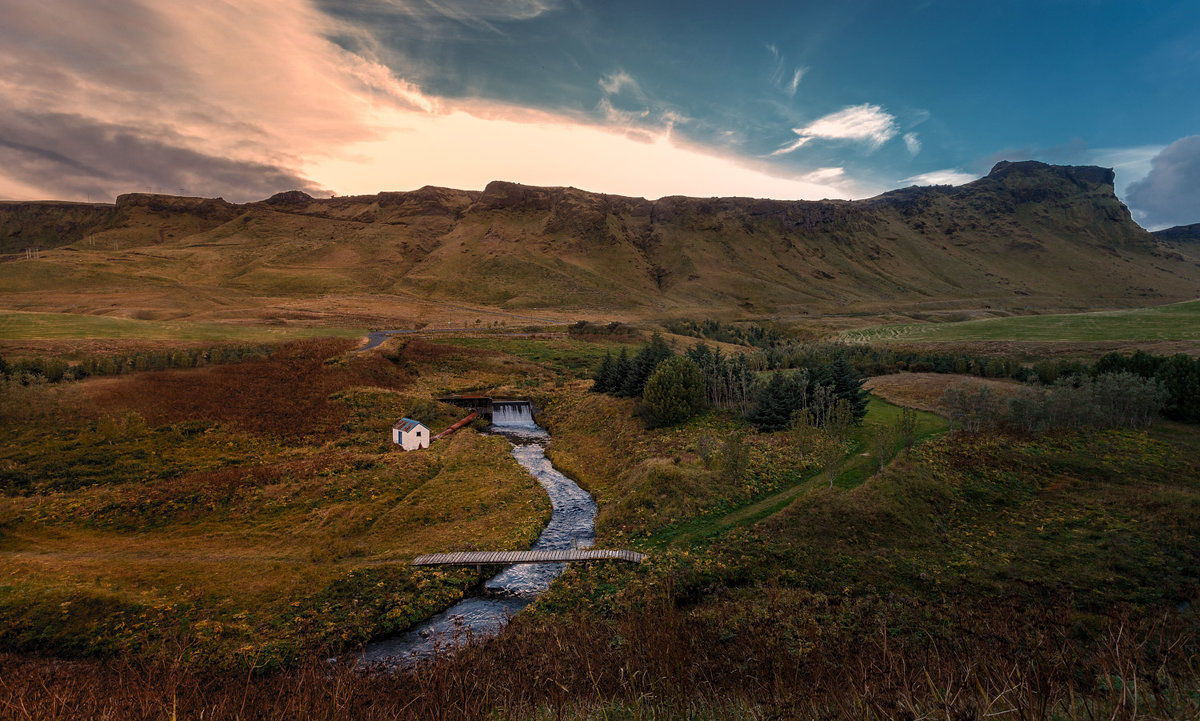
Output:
393,418,427,433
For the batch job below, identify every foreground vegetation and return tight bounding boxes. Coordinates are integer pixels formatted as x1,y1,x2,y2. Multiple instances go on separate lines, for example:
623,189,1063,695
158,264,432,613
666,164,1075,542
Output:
1,330,1198,719
0,337,553,667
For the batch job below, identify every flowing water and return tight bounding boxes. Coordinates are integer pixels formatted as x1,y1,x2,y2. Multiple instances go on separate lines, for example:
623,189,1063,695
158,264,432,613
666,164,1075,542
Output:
357,402,596,666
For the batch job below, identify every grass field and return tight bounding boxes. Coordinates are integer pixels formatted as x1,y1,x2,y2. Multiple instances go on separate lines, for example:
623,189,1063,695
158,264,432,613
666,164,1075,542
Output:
0,337,552,667
841,298,1200,343
0,310,363,343
1,332,1199,718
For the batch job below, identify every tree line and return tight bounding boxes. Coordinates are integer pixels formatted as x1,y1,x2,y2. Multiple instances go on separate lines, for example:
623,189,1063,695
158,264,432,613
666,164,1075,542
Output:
942,372,1168,434
748,341,1090,383
0,344,273,384
662,319,784,349
752,342,1200,425
592,334,868,430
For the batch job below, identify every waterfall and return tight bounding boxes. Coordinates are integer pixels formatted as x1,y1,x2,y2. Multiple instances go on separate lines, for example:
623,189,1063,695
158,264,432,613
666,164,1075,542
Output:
491,401,537,429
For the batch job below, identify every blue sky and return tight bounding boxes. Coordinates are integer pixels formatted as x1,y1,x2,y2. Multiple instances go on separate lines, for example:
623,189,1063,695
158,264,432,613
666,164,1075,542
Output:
1,0,1197,227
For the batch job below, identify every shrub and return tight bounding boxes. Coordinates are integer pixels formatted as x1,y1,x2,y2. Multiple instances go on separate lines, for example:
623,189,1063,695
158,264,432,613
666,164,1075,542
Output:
642,356,707,427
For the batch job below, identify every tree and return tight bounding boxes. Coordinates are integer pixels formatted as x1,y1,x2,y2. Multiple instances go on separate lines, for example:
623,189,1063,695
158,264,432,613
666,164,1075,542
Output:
895,406,918,451
621,332,674,398
721,431,749,481
868,424,896,472
591,351,617,393
817,438,844,488
611,348,633,396
747,371,810,431
643,356,707,426
828,355,868,422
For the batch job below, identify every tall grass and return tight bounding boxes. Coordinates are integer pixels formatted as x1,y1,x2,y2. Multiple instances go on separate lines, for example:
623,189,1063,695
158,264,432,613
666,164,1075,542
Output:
0,595,1195,720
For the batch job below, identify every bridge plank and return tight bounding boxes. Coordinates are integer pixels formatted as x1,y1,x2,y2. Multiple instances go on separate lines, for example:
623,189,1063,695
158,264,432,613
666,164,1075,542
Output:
411,549,645,566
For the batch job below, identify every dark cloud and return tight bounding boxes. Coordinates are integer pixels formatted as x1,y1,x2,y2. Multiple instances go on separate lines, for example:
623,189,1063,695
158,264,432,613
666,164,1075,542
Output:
0,111,325,203
1125,136,1200,229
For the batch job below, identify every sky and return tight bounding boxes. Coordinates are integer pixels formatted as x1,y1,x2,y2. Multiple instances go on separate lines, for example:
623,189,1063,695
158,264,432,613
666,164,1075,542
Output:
1,0,1198,229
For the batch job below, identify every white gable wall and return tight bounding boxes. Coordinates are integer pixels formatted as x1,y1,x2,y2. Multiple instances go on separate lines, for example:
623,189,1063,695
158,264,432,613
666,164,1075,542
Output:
395,424,430,451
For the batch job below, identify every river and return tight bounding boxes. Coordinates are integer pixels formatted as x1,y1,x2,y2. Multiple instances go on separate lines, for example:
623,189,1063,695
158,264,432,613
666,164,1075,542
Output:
357,403,596,666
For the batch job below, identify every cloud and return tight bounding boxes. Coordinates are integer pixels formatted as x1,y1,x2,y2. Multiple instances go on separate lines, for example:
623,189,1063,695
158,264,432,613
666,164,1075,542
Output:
0,110,323,201
785,68,806,97
0,0,873,205
764,43,805,98
797,167,845,184
900,169,977,187
1089,145,1164,199
903,132,921,156
1124,136,1200,229
0,0,418,201
771,104,898,155
305,100,867,201
599,71,640,97
365,0,558,20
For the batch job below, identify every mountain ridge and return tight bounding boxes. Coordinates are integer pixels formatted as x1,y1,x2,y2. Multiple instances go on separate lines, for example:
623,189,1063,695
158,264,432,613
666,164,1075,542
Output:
1,161,1197,320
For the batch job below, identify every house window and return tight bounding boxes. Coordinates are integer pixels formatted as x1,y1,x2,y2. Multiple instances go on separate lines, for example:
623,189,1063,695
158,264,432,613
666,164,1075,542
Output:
416,431,422,436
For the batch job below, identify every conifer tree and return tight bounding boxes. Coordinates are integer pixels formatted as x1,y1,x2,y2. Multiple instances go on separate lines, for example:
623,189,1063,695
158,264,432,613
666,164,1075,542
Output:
611,348,633,396
592,351,616,393
829,355,869,422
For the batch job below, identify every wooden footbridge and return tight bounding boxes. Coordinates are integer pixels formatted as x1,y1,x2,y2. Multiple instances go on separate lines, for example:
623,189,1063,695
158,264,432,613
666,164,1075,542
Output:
411,549,645,569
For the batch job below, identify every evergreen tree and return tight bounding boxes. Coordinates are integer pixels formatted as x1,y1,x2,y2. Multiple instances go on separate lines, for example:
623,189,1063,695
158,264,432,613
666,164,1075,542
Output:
643,356,707,426
611,348,633,396
621,332,674,397
828,355,868,422
591,351,616,393
747,371,810,431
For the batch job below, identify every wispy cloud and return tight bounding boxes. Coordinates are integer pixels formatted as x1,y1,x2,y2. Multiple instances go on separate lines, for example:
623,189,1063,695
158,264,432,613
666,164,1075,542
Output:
903,132,921,156
350,0,560,32
599,70,640,97
771,104,898,156
785,68,806,97
765,43,806,98
900,169,977,186
798,167,844,184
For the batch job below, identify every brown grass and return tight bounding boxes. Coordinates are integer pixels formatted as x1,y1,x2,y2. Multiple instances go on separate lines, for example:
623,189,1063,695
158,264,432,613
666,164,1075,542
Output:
0,593,1194,720
864,372,1022,413
82,337,412,437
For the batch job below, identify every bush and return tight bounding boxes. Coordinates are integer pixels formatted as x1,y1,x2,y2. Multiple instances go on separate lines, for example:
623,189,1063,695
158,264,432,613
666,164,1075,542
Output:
642,356,707,427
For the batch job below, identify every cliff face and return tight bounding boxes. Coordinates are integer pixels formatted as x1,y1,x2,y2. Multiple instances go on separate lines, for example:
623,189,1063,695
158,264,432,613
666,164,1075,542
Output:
2,162,1196,314
0,202,116,254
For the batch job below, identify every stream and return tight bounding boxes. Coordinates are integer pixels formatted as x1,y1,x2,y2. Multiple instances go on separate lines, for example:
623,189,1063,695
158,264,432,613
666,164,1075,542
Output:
357,404,596,666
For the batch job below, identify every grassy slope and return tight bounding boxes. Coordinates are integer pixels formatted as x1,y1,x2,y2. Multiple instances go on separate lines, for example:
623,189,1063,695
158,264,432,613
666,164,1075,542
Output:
842,298,1200,343
0,310,364,343
3,165,1199,327
0,337,554,666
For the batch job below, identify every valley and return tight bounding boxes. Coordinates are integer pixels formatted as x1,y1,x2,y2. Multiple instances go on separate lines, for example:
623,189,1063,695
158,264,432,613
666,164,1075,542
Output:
1,164,1198,719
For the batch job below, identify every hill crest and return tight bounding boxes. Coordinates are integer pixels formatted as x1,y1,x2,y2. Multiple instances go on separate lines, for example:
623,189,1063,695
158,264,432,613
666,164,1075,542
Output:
1,161,1196,318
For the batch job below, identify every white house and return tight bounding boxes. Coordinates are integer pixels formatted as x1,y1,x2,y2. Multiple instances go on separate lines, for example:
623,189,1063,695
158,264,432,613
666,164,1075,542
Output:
392,418,430,451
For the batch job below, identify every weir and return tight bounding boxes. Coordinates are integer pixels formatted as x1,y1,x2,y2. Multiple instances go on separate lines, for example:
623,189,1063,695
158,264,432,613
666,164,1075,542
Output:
439,396,537,423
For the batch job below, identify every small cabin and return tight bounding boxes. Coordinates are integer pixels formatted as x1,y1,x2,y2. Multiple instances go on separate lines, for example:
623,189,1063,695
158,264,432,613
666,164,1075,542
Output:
392,418,430,451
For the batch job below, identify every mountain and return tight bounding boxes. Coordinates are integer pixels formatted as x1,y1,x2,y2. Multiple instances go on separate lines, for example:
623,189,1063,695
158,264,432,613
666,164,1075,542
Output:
1154,223,1200,264
1,161,1197,321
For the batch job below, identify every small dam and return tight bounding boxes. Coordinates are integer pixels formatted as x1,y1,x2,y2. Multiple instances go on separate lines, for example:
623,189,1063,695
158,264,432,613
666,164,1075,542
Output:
439,396,537,423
